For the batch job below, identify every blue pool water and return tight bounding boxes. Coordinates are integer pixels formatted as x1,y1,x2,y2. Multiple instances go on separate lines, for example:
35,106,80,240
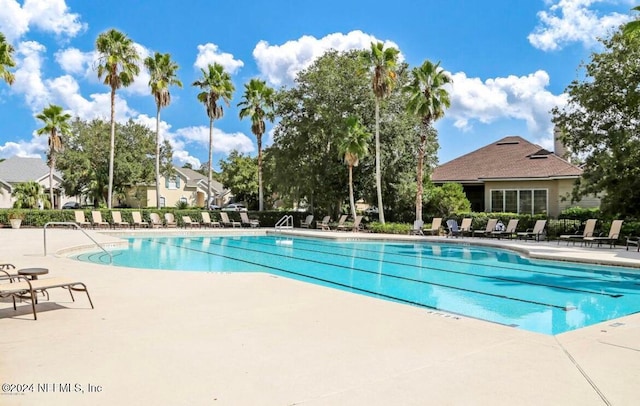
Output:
74,235,640,335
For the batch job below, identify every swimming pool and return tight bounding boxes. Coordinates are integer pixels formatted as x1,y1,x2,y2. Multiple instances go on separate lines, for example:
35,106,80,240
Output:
74,235,640,335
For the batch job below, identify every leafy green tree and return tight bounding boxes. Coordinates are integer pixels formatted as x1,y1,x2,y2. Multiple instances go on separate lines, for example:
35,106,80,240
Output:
425,183,471,218
338,116,371,219
12,181,48,209
192,63,235,208
552,28,640,217
361,42,400,224
404,60,452,222
219,151,260,209
144,51,182,208
238,78,275,212
95,29,140,209
36,104,71,208
0,32,15,86
623,6,640,38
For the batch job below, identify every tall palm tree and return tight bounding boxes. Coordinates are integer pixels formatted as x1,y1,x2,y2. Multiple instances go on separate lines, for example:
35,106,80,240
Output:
36,104,71,208
95,29,140,208
404,60,452,222
192,63,234,208
144,52,182,208
362,41,399,224
0,32,16,86
338,116,371,220
238,78,275,211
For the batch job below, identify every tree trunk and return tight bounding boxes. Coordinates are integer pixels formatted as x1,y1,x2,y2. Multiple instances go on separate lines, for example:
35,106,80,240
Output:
207,117,214,209
107,86,116,209
258,134,263,211
49,133,55,209
155,105,161,209
349,165,356,221
416,131,426,222
374,99,385,223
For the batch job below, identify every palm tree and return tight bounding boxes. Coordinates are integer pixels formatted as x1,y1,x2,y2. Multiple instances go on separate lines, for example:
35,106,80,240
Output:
95,29,140,208
362,41,399,224
238,78,275,211
192,63,235,208
623,6,640,37
144,52,182,208
0,32,16,86
338,116,371,220
11,181,48,209
36,104,71,208
404,60,452,222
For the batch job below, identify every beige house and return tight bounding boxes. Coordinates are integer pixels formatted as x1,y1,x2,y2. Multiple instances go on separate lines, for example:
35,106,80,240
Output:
431,136,600,217
125,166,229,208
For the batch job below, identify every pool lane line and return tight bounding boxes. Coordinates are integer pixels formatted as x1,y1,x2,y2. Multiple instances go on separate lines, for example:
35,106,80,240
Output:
156,237,583,311
234,236,625,299
285,237,640,285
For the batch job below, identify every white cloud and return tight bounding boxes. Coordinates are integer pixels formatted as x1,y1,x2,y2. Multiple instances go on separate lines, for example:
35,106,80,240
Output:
0,0,85,43
253,30,401,86
447,70,568,148
55,47,95,76
528,0,631,51
12,40,50,111
0,139,44,159
194,43,244,75
122,43,152,96
176,126,254,155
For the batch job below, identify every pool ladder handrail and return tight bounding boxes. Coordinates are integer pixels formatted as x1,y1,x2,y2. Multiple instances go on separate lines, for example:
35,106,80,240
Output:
43,222,113,264
275,215,294,231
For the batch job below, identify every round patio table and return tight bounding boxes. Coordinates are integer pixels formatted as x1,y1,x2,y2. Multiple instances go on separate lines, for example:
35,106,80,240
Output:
18,268,49,280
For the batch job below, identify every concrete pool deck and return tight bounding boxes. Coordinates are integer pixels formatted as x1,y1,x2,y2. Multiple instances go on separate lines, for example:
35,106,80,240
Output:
1,228,639,405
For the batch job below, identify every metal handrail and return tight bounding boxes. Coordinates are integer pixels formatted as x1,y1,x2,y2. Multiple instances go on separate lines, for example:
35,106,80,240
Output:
44,222,113,264
274,215,293,231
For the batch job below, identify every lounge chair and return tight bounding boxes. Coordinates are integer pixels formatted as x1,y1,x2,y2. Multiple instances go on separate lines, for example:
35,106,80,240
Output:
350,215,364,232
517,219,547,242
446,219,461,238
220,212,241,228
423,217,442,236
74,211,91,228
91,211,110,229
626,236,640,252
240,212,260,228
111,211,129,228
409,220,424,235
459,218,472,237
316,216,331,230
131,211,149,229
584,220,623,248
164,213,177,228
201,212,221,228
559,219,597,245
300,215,314,228
491,219,519,239
472,218,497,238
332,215,348,231
149,213,163,228
182,216,200,228
0,275,94,320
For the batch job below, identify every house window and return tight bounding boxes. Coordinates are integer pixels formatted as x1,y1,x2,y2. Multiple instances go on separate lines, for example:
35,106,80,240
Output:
165,176,181,190
490,189,547,215
160,197,166,208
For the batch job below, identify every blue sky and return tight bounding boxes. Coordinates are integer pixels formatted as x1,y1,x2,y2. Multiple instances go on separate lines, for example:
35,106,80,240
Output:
0,0,636,169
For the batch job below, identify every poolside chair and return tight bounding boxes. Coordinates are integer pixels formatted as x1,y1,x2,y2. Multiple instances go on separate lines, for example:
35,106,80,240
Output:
220,212,241,228
559,219,597,245
446,219,461,238
333,215,348,231
74,211,91,228
149,213,163,228
584,220,623,248
111,211,129,228
517,219,547,242
91,211,110,229
316,215,331,230
131,211,149,229
472,218,497,238
423,217,442,236
491,219,519,239
201,212,221,228
240,212,260,228
164,213,177,228
626,236,640,252
0,275,94,320
350,215,364,232
182,216,200,228
409,220,424,235
459,218,472,237
300,215,314,228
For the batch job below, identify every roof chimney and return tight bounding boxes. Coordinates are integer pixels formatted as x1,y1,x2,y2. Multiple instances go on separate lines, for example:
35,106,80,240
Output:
553,126,569,163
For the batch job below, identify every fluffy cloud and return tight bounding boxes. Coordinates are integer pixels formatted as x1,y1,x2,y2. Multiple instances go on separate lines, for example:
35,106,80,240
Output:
176,126,254,155
447,70,568,148
0,139,44,158
0,0,85,42
528,0,631,51
194,43,244,75
253,30,401,86
55,47,96,76
12,40,50,111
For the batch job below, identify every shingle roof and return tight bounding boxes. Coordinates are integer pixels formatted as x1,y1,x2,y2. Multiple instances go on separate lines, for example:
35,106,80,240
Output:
432,136,582,183
0,157,57,183
175,167,225,192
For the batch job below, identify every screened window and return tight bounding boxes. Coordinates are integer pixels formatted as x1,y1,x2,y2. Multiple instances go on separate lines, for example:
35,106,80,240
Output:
490,190,503,212
490,189,547,215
